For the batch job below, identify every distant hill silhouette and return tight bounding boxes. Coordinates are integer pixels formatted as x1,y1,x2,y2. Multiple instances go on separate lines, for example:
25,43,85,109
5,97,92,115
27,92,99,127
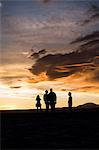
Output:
77,103,99,109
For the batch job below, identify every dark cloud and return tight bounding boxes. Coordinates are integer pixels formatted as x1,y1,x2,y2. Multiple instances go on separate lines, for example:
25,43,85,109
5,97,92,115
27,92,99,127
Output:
81,4,99,26
81,14,99,26
78,39,99,52
30,49,46,59
46,70,71,79
71,31,99,44
10,86,21,89
30,48,98,80
31,52,39,59
90,13,99,20
29,29,99,81
87,4,99,14
39,49,46,55
81,19,91,26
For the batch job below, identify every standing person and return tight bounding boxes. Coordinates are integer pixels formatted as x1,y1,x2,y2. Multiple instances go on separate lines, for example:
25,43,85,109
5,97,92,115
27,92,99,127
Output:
43,90,49,111
36,95,42,111
48,88,57,111
68,92,72,111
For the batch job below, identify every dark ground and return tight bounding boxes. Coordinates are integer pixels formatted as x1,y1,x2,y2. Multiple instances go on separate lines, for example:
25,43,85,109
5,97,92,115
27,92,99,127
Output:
1,108,99,149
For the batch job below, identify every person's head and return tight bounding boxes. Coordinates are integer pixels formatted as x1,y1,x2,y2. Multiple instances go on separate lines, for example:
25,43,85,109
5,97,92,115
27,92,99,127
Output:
45,90,48,94
37,95,40,98
50,88,53,92
68,92,72,96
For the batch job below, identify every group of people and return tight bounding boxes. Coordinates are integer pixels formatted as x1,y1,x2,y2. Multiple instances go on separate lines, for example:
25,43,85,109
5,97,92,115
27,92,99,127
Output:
36,88,56,111
35,88,72,112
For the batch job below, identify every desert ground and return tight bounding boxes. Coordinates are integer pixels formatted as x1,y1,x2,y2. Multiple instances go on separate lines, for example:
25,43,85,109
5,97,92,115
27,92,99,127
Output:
1,107,99,149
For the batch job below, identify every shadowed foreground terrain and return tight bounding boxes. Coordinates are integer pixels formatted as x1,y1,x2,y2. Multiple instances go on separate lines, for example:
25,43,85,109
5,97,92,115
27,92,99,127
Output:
1,107,99,149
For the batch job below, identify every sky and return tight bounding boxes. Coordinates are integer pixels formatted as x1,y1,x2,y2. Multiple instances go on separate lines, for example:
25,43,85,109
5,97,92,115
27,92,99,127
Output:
0,0,99,110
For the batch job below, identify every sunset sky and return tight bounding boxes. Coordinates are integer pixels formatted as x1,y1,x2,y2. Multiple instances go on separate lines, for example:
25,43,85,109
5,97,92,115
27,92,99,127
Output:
0,0,99,110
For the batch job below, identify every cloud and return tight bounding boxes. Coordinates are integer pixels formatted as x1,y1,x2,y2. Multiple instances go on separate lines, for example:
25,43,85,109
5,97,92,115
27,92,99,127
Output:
28,72,48,83
29,29,99,83
80,4,99,26
81,14,99,26
42,0,51,3
61,85,99,92
89,68,99,82
78,39,99,52
30,53,39,59
30,49,98,80
71,31,99,44
61,86,97,92
93,56,99,64
90,13,99,20
0,2,2,7
10,86,21,89
87,4,99,14
30,49,46,59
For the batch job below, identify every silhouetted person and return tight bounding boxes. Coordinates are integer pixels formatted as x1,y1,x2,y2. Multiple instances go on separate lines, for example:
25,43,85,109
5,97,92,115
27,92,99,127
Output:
36,95,41,111
68,92,72,111
43,90,49,111
48,88,57,111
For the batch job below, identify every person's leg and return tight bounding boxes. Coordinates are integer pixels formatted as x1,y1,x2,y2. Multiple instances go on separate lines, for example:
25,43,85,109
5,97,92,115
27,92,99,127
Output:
51,104,55,112
40,104,42,111
53,104,55,111
69,103,71,111
49,103,51,110
70,105,72,112
53,104,55,110
37,106,38,111
69,104,72,112
51,104,53,111
46,104,48,111
68,102,69,111
47,103,50,111
48,103,49,110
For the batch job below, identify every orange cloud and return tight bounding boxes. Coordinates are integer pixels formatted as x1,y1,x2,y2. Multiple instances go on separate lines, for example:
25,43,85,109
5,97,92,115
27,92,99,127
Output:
28,72,48,83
